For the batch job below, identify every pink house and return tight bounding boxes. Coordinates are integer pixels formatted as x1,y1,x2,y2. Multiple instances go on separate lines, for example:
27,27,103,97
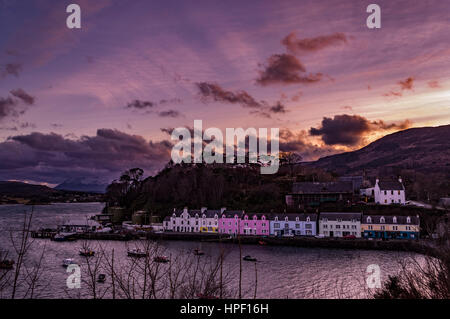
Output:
240,213,269,236
219,210,244,236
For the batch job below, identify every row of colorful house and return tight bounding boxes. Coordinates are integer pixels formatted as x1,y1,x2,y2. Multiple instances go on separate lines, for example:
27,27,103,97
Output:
163,208,420,239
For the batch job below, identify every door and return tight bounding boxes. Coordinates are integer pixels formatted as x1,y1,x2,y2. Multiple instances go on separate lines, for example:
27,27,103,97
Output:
330,231,334,237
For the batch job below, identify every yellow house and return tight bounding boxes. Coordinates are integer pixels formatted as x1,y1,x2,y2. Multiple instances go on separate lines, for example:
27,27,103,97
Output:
198,207,220,233
361,215,420,239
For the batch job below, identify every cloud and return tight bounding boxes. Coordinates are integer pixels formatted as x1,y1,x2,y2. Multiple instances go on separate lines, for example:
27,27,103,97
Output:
427,80,440,88
1,63,22,78
282,32,348,54
279,129,340,161
269,102,288,114
196,82,289,117
196,82,261,108
398,77,414,90
158,110,181,118
10,88,35,105
0,129,173,184
309,114,411,146
256,54,323,86
0,89,35,123
126,99,155,109
383,77,415,97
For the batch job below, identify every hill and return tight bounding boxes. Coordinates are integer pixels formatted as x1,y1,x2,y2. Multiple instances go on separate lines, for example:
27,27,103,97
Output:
0,181,104,204
311,125,450,175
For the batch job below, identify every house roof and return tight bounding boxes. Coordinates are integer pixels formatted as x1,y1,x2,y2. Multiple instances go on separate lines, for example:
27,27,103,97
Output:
378,180,404,190
362,215,419,225
291,181,353,194
270,213,317,221
221,210,244,218
319,212,362,221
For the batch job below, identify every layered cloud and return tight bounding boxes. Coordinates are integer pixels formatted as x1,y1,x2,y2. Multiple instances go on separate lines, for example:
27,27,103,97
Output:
0,129,173,183
196,82,288,118
309,114,411,146
282,32,348,54
256,54,323,86
0,89,35,122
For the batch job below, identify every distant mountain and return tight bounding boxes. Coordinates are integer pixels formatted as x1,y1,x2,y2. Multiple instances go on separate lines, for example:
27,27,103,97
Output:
55,178,108,193
310,125,450,176
0,181,59,197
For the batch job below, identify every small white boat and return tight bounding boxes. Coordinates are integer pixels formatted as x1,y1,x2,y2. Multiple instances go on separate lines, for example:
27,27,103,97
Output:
127,248,148,258
62,258,76,267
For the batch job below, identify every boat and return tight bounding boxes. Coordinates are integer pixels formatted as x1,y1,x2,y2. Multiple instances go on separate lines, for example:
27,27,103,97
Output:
153,256,170,263
243,255,257,262
62,258,76,267
53,234,67,242
97,274,106,283
79,249,95,257
0,260,14,270
193,249,205,256
127,248,148,258
258,241,267,245
53,233,77,242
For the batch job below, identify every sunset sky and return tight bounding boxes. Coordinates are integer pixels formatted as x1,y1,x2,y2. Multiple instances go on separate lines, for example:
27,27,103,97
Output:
0,0,449,186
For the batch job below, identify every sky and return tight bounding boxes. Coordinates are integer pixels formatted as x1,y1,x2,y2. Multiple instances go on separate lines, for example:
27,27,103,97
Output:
0,0,449,186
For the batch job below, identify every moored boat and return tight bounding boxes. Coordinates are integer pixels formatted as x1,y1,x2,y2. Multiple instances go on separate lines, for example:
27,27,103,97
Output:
79,249,95,257
62,258,76,267
193,249,205,256
97,274,106,283
127,248,148,258
0,260,14,270
243,255,257,262
153,256,170,263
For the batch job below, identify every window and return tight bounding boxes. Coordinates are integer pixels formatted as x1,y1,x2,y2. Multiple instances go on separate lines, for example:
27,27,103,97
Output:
323,224,328,229
367,216,371,223
380,217,385,223
336,225,341,229
306,217,310,222
381,226,385,230
391,190,394,195
393,217,397,223
295,223,300,229
352,225,356,229
337,218,342,222
285,217,289,222
305,224,312,229
406,217,411,224
274,223,280,228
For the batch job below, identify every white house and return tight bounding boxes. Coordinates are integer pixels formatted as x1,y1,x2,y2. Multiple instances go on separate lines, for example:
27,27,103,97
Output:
318,212,362,238
360,177,406,205
269,214,317,236
163,207,224,233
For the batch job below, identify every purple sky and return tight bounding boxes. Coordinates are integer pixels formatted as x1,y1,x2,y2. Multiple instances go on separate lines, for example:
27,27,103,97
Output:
0,0,449,186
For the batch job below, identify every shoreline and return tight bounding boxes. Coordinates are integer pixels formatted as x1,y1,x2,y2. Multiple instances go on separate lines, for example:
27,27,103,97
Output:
145,232,437,256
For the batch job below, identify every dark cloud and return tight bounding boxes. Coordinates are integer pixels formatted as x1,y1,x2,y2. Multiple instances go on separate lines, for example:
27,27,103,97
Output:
398,77,414,90
279,129,339,161
383,77,415,97
256,54,323,86
126,99,155,109
10,88,35,105
310,114,411,146
282,32,348,54
0,129,173,184
269,102,287,114
196,82,261,109
0,97,18,120
158,110,181,118
1,63,22,77
196,82,289,117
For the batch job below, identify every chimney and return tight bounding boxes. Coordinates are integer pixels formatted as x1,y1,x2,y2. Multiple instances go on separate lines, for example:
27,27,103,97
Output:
375,178,380,185
220,207,227,214
398,176,403,184
201,207,207,213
